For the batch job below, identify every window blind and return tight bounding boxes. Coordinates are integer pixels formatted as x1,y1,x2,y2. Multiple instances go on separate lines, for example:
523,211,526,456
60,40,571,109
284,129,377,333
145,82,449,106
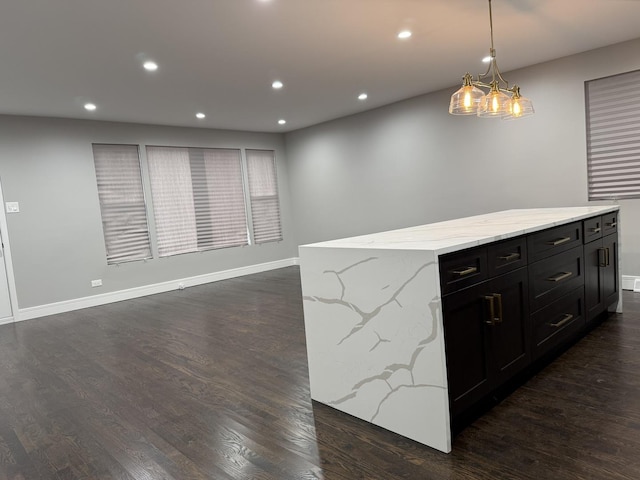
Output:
246,149,283,243
586,68,640,200
200,149,249,248
146,146,249,257
145,146,197,256
92,144,152,264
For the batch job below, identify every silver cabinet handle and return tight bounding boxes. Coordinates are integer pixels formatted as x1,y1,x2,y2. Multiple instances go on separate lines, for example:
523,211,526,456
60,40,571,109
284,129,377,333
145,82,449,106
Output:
484,293,503,325
452,266,477,277
547,237,571,246
547,271,573,282
550,313,574,328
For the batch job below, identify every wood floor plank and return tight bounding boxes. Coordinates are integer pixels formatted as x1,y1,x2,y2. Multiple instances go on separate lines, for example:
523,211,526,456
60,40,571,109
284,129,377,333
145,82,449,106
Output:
1,267,640,479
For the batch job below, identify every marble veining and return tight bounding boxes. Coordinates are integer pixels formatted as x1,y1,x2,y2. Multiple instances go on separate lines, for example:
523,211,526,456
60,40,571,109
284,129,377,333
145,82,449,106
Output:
328,294,444,425
304,260,435,345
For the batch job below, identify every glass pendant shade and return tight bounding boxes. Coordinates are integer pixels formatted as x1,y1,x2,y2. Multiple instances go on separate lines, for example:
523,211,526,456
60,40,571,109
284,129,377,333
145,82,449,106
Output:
504,93,534,120
449,83,484,115
477,88,511,117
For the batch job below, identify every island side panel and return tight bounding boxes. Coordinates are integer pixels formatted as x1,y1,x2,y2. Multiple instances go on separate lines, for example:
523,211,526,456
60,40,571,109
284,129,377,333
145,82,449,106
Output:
299,246,451,453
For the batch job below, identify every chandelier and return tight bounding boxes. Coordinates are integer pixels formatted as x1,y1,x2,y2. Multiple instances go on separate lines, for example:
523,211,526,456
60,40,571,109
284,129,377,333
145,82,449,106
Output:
449,0,534,119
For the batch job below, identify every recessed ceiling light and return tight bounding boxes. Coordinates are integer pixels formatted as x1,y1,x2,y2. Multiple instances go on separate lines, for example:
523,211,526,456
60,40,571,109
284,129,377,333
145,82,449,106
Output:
358,93,368,101
482,56,491,63
143,61,158,71
272,80,284,89
196,112,206,119
278,119,286,125
84,103,97,111
398,30,412,39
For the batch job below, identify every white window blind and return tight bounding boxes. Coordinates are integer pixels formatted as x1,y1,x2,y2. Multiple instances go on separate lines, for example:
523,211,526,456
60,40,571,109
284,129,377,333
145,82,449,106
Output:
586,68,640,200
146,146,249,257
246,149,283,243
92,144,152,264
145,146,197,256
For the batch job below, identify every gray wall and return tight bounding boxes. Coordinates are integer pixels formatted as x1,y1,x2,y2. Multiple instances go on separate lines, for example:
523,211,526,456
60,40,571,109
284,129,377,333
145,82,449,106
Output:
0,116,297,309
285,38,640,276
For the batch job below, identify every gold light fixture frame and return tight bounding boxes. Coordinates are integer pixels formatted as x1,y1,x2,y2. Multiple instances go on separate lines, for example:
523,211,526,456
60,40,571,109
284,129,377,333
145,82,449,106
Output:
449,0,534,119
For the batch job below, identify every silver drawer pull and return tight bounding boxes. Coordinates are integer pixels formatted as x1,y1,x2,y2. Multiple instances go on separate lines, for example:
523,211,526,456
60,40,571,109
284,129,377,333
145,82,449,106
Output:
550,313,574,328
606,221,617,228
547,236,571,246
547,271,573,282
590,227,601,233
499,252,520,261
452,266,477,277
484,293,503,325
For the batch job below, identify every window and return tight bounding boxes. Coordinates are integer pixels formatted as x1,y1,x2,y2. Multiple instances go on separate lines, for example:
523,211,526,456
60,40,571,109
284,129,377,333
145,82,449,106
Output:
146,146,249,257
586,68,640,200
92,144,152,264
246,149,283,243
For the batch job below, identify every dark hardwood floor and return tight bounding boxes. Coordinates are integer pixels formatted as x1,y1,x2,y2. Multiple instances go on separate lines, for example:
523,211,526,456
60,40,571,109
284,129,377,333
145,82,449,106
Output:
1,266,640,479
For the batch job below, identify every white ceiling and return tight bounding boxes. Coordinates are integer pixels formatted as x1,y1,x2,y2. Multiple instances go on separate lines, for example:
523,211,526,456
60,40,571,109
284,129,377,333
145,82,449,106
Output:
1,0,640,133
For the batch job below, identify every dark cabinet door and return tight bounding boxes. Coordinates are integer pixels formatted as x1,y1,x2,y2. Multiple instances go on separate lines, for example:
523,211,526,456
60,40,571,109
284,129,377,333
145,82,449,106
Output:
442,282,492,418
584,239,604,320
443,268,529,418
585,233,618,323
487,269,530,386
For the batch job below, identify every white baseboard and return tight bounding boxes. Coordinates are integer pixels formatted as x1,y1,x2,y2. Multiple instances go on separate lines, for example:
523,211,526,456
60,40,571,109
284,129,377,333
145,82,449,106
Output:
16,257,300,322
622,275,640,291
0,316,14,326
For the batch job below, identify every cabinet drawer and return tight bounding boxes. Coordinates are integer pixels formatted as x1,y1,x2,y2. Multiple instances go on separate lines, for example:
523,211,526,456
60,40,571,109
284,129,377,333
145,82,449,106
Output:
531,287,585,360
439,246,488,295
602,212,618,236
529,245,584,312
527,221,582,262
487,237,527,277
583,216,603,243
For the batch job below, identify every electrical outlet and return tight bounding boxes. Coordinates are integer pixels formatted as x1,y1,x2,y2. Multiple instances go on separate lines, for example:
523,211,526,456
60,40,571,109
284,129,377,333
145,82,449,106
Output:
91,279,102,287
5,202,19,213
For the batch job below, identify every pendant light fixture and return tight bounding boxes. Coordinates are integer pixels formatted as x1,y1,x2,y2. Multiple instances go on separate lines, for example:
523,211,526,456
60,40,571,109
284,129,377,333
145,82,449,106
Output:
449,0,534,119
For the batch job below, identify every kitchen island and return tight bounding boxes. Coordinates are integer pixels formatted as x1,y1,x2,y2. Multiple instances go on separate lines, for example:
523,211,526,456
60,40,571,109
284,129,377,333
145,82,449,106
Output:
299,206,621,453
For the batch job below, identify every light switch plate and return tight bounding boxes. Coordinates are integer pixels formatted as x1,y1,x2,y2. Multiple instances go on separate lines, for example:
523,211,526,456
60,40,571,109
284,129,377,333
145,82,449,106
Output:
5,202,19,213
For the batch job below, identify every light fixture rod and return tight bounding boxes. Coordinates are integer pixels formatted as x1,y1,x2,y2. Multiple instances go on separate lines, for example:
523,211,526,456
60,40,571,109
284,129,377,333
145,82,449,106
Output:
482,0,510,90
488,0,495,52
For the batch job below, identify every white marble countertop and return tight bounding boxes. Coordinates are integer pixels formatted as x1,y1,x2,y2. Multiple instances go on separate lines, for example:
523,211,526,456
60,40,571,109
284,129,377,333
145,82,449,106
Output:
301,206,620,255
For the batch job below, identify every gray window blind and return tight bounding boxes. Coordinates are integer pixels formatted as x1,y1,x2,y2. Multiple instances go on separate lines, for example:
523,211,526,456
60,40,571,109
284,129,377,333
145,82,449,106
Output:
586,68,640,200
92,144,152,264
246,149,283,244
146,146,249,257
